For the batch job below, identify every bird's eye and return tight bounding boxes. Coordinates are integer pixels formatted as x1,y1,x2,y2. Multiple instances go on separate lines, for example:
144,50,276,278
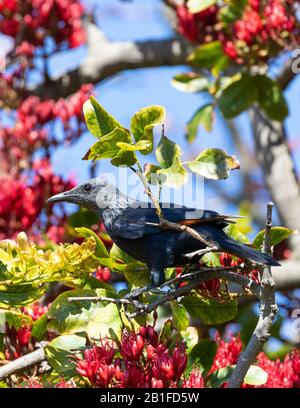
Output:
83,183,92,192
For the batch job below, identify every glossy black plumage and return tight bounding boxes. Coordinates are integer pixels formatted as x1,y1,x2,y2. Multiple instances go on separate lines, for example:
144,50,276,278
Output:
47,179,280,288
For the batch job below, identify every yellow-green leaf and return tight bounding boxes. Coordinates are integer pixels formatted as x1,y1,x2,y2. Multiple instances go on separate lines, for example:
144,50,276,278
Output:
130,105,165,154
83,96,124,138
252,227,295,249
187,148,240,180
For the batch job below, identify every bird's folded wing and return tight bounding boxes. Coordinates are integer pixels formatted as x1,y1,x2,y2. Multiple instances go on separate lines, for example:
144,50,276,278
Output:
110,206,243,239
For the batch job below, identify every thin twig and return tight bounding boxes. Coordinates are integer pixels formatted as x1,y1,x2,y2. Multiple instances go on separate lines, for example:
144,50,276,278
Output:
228,202,278,388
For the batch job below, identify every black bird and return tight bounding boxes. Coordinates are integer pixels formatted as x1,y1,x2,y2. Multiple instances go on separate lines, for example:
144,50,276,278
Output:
47,178,280,288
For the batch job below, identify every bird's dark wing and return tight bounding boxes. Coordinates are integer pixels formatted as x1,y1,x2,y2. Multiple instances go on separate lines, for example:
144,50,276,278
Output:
109,205,241,239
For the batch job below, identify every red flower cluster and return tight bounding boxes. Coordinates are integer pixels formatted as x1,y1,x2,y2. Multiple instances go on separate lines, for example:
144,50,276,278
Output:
210,334,300,388
254,350,300,388
0,1,91,245
0,0,85,48
0,159,74,239
75,326,188,388
176,1,299,65
4,302,49,360
210,333,243,373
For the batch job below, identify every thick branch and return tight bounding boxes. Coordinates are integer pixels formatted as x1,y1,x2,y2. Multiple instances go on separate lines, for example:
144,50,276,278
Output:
249,106,300,252
228,203,278,388
32,22,191,99
250,58,300,252
0,346,46,381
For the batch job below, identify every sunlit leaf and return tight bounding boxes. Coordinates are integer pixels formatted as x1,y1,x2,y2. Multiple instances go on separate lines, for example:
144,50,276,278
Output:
187,0,217,13
187,148,240,180
83,96,124,138
75,227,109,258
252,227,295,250
244,365,268,386
46,289,122,340
130,105,165,154
172,73,210,93
157,157,188,188
170,301,189,332
82,127,131,161
156,135,181,168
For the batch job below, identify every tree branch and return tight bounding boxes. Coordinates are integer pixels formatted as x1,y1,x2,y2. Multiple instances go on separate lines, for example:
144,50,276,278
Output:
0,345,46,381
228,203,278,388
31,22,191,100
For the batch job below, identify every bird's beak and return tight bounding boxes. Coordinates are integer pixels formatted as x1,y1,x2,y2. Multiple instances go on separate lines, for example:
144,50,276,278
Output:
47,191,72,204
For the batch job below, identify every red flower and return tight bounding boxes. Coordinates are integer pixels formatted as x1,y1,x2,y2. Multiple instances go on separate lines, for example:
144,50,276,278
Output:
16,326,31,347
120,332,145,362
182,369,205,388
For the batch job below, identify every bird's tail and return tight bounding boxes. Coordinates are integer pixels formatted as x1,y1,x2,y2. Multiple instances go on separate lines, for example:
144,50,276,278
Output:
199,225,280,266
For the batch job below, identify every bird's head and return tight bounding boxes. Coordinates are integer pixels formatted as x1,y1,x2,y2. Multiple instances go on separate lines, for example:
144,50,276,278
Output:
47,178,126,214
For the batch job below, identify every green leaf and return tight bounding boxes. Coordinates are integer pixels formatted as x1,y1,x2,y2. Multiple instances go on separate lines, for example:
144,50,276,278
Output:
208,364,268,387
244,365,268,386
225,224,250,244
187,339,217,374
156,135,181,168
157,157,188,188
254,74,288,121
188,41,229,72
117,140,151,151
181,296,238,325
252,227,295,250
187,148,240,180
32,313,48,341
75,227,109,258
143,163,162,185
124,266,150,288
187,0,217,13
83,127,131,161
180,326,199,354
170,301,189,332
0,309,32,330
208,366,234,388
110,149,137,167
45,334,86,378
45,289,122,340
186,104,214,143
130,105,165,154
218,73,258,118
83,96,124,138
0,285,44,308
110,244,137,265
219,0,248,23
172,73,210,93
